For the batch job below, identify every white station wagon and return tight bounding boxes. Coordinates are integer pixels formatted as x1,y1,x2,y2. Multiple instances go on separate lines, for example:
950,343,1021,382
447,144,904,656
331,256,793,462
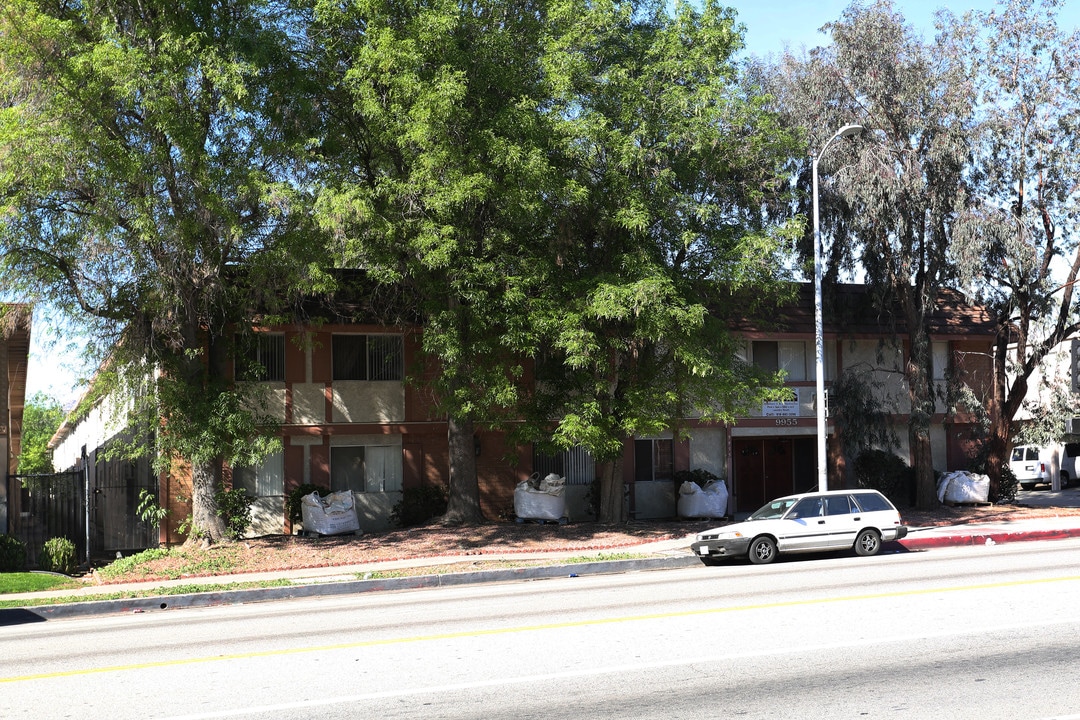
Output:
690,489,908,565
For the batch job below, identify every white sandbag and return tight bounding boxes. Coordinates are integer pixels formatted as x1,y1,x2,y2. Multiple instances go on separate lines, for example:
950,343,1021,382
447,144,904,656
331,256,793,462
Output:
678,480,729,519
937,471,990,504
301,490,362,535
515,476,567,521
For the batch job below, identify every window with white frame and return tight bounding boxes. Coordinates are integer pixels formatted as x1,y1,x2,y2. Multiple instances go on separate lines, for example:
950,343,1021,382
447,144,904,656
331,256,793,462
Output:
332,334,404,381
330,445,403,493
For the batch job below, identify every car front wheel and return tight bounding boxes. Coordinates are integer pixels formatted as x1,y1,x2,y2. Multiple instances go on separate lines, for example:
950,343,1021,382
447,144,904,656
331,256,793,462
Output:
748,536,777,564
854,528,881,557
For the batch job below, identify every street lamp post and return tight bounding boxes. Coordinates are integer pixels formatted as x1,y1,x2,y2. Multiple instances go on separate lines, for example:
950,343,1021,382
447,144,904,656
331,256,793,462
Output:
812,123,864,492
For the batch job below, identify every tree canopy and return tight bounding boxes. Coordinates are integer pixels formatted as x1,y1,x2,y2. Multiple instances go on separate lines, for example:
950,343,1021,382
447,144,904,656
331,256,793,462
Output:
0,0,319,540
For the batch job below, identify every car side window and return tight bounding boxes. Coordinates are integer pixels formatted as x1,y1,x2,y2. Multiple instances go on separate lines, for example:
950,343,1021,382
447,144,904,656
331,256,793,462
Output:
852,492,893,512
824,495,853,516
788,497,822,519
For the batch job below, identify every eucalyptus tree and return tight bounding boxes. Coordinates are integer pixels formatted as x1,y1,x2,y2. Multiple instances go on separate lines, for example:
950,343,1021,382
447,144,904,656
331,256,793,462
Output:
0,0,318,541
950,0,1080,496
766,0,977,508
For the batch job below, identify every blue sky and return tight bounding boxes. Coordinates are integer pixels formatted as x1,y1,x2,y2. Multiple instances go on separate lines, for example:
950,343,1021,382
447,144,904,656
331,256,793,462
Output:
24,0,1080,406
732,0,1080,57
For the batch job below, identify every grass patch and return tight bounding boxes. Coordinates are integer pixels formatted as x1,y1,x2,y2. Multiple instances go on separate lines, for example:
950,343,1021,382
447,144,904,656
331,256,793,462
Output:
0,578,295,610
0,572,82,595
95,546,246,582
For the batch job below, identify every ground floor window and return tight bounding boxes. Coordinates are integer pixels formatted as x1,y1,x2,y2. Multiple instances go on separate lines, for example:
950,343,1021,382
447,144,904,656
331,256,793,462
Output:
634,439,673,482
533,446,596,485
232,451,284,498
330,444,403,493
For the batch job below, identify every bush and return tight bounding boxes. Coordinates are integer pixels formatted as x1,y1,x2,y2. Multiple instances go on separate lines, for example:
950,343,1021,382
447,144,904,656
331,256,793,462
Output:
0,534,27,572
39,536,78,574
673,469,723,488
391,485,448,527
216,487,254,541
286,483,329,525
853,449,914,507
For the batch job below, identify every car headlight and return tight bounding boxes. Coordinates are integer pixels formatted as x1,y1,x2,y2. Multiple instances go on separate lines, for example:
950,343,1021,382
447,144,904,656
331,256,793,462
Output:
697,530,743,541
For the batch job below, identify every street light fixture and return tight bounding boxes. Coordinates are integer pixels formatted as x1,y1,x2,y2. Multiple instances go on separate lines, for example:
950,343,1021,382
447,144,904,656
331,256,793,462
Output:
812,123,864,492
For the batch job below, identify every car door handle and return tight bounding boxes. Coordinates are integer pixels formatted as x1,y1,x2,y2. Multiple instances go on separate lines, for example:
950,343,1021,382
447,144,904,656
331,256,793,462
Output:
818,520,826,524
853,516,861,521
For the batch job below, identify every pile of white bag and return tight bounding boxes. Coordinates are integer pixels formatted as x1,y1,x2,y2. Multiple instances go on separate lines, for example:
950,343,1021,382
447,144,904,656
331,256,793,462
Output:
300,490,362,536
677,480,729,519
514,473,567,522
936,470,990,504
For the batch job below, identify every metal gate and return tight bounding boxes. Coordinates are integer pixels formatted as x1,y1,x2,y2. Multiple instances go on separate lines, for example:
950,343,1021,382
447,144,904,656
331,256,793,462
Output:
7,448,159,568
7,470,86,568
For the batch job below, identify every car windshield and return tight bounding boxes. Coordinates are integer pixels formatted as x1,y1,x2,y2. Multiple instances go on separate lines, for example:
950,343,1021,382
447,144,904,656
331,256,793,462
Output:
748,498,797,521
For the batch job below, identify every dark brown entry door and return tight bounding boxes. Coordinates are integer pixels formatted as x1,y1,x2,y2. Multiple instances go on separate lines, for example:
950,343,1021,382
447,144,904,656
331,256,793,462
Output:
732,437,798,514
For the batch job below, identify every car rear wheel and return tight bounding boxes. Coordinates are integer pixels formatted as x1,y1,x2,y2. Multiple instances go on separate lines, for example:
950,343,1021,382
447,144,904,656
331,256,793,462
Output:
1062,472,1072,489
854,529,881,557
748,536,777,564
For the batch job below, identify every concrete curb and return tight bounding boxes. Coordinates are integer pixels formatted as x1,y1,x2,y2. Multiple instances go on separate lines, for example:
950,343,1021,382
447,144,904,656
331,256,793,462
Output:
8,523,1080,623
0,555,703,623
899,525,1080,550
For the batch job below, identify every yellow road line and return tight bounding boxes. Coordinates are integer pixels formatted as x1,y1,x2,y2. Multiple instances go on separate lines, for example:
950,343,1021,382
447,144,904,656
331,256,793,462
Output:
5,572,1079,684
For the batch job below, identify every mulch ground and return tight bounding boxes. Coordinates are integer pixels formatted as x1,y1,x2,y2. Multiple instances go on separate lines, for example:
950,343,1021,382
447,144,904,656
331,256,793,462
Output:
88,499,1080,585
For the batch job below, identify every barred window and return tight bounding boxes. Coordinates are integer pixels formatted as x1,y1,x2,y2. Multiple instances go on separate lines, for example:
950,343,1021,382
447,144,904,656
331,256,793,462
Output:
237,334,285,382
333,334,403,381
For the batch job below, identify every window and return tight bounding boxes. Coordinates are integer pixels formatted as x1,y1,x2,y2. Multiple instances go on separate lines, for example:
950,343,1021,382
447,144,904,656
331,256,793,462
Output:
533,446,596,486
824,494,854,516
852,491,895,513
237,334,285,382
233,451,284,498
787,497,822,519
333,334,404,381
751,341,807,381
330,445,403,493
634,439,673,482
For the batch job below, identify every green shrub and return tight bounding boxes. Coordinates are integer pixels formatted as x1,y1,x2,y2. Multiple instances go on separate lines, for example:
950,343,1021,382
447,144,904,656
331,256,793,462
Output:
216,487,254,540
673,469,722,488
39,536,78,574
853,449,914,507
0,534,27,572
286,483,329,525
391,485,448,527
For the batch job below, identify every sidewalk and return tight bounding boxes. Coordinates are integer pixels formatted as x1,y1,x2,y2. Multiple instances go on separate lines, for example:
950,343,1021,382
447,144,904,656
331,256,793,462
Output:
6,512,1080,622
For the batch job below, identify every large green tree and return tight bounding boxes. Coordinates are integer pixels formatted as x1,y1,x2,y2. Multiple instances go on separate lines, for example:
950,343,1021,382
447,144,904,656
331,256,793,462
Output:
312,0,799,524
311,0,558,524
0,0,317,541
17,391,64,475
949,0,1080,495
766,0,977,509
526,0,800,521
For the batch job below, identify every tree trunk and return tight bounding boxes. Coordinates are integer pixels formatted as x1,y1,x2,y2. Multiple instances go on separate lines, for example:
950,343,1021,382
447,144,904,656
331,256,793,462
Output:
441,413,484,525
597,455,626,523
189,459,228,543
906,329,938,510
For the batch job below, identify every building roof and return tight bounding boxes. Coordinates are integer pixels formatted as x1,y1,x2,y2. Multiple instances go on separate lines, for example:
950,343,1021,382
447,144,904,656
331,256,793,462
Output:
728,283,997,339
3,305,31,474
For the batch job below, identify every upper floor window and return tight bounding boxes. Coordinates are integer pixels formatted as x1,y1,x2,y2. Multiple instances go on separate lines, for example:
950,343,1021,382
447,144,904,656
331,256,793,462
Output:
332,334,404,381
751,341,807,381
237,334,285,382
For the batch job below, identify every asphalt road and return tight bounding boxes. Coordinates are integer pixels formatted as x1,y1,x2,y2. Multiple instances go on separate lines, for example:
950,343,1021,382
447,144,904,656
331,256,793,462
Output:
4,538,1080,720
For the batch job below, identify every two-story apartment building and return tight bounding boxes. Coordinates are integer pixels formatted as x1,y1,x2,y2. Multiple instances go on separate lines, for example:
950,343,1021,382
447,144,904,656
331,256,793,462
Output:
49,283,997,544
